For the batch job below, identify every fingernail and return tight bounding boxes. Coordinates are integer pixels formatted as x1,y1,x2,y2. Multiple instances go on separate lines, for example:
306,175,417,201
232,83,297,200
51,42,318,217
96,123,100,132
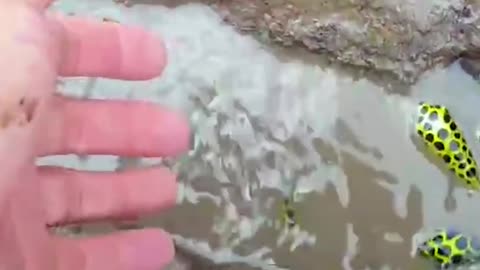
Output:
124,28,168,80
128,230,175,270
155,109,191,156
145,34,168,77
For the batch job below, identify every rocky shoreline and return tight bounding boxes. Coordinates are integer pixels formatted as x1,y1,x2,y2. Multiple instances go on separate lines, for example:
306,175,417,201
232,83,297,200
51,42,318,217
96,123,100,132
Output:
118,0,480,83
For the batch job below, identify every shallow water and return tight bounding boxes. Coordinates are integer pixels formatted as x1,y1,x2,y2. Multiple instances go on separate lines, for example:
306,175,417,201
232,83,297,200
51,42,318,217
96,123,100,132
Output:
45,1,480,269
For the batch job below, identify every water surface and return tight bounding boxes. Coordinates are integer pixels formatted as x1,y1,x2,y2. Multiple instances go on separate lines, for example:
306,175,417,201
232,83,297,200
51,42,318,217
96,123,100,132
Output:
44,1,480,269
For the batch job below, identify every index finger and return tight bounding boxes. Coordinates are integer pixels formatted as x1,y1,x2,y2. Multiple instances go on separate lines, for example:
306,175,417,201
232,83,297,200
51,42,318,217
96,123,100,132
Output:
55,229,174,270
53,15,167,80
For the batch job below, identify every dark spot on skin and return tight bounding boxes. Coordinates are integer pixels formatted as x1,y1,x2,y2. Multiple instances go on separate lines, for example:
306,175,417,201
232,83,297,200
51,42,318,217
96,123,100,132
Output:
454,153,463,161
437,246,451,256
459,163,466,169
429,111,438,121
434,105,441,109
24,99,37,123
450,122,457,131
444,155,452,163
434,141,445,151
467,180,472,185
468,158,472,164
456,236,468,250
421,106,428,114
468,150,473,158
433,235,444,242
424,122,432,131
417,130,423,137
451,254,463,264
0,97,37,128
429,247,437,256
444,113,451,123
426,133,434,143
438,129,449,140
454,132,461,139
459,173,465,179
468,167,476,177
463,145,467,151
450,141,459,151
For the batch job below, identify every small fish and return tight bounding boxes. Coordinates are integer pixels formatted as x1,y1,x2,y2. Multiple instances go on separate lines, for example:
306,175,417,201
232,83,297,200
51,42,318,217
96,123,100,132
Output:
416,228,480,269
415,102,480,191
279,198,297,229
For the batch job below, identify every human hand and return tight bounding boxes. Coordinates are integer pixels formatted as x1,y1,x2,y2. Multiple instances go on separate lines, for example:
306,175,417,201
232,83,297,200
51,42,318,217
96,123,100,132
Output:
0,1,190,270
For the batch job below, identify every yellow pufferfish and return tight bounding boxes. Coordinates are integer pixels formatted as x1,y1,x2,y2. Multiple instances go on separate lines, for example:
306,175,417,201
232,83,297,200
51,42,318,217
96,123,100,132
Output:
416,228,480,269
415,102,480,191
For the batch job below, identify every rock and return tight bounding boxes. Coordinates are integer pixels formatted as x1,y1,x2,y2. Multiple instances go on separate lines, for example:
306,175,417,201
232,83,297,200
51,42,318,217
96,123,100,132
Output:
459,57,480,79
117,0,480,83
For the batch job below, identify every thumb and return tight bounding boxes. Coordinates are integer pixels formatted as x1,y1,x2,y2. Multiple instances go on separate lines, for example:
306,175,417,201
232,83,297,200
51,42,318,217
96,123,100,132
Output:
54,229,175,270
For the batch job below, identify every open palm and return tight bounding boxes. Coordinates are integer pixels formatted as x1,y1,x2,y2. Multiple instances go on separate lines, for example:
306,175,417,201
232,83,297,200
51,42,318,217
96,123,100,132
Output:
0,1,190,270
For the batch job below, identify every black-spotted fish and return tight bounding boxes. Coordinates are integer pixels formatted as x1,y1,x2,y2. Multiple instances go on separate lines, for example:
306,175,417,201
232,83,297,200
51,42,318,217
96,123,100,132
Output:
415,102,480,191
416,228,480,269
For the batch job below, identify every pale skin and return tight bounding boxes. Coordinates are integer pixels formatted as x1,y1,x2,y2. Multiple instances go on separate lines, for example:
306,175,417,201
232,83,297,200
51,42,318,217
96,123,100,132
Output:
0,1,190,270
